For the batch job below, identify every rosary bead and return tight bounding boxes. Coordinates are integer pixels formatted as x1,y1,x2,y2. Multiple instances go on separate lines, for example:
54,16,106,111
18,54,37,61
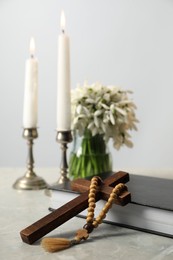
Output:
83,223,94,233
89,192,96,198
88,197,95,203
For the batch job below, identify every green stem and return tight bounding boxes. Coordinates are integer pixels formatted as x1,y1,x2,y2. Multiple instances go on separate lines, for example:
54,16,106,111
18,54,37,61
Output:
69,130,112,179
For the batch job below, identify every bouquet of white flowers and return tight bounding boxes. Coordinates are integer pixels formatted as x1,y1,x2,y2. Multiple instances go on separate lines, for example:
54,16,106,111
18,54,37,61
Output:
69,82,138,179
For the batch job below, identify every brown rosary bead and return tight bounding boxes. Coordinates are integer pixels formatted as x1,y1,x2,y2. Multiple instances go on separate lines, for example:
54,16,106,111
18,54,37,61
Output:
83,223,94,234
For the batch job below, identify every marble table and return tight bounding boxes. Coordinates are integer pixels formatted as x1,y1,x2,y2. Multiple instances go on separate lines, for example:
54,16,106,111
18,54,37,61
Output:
1,168,173,260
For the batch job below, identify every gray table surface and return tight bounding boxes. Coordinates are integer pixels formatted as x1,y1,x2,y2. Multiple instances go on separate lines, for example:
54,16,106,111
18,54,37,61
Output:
1,168,173,260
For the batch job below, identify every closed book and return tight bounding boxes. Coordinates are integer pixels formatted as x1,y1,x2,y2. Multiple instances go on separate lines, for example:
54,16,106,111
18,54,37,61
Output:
46,172,173,238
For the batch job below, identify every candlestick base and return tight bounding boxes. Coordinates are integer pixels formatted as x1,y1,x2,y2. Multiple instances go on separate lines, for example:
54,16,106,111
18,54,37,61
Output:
48,179,71,191
13,173,47,190
13,128,47,190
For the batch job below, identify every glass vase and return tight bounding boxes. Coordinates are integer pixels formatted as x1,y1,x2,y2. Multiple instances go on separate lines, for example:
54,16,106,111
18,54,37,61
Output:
69,130,112,179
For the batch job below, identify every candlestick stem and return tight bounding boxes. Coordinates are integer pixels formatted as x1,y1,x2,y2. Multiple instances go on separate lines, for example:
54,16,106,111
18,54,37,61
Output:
51,131,72,189
59,142,68,183
13,128,47,190
25,129,37,178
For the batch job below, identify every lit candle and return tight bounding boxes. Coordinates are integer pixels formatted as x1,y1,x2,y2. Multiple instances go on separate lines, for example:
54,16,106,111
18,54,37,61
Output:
23,37,38,128
57,10,71,131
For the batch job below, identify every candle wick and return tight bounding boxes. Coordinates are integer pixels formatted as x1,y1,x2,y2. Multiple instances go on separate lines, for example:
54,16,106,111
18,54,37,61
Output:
30,54,34,59
62,29,65,34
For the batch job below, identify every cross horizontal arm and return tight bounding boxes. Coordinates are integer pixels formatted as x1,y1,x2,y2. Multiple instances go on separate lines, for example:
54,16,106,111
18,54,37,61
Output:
71,180,130,206
71,171,130,193
71,171,130,205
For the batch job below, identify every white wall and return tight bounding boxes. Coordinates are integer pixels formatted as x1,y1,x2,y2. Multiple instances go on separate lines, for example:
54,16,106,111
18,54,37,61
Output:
0,0,173,171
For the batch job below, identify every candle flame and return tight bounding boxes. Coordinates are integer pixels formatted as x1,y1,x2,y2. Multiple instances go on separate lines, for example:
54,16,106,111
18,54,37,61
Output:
60,10,66,32
29,37,35,57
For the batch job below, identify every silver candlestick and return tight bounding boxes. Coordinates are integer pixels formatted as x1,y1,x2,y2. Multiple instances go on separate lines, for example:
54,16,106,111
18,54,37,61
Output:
13,128,47,190
52,130,72,189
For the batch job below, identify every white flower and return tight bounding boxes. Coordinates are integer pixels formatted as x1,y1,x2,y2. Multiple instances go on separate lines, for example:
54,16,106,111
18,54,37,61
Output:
94,116,100,128
101,103,110,109
76,104,82,114
94,110,102,116
86,98,95,104
71,82,138,150
115,106,127,116
109,112,115,125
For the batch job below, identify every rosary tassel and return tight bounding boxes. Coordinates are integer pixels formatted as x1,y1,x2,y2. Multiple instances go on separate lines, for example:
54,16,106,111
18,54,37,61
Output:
41,228,89,253
41,237,71,253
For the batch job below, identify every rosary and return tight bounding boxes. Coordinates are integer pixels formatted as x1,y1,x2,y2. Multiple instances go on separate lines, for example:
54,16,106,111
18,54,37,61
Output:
41,176,127,253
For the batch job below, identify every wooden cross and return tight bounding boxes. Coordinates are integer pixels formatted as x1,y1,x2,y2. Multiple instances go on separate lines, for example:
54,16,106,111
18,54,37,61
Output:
20,171,131,245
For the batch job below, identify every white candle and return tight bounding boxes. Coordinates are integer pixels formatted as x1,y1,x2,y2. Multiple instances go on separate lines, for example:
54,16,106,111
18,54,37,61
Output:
23,37,38,128
57,10,71,131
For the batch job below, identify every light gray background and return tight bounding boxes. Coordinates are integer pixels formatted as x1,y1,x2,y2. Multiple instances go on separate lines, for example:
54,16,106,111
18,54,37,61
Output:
0,0,173,171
